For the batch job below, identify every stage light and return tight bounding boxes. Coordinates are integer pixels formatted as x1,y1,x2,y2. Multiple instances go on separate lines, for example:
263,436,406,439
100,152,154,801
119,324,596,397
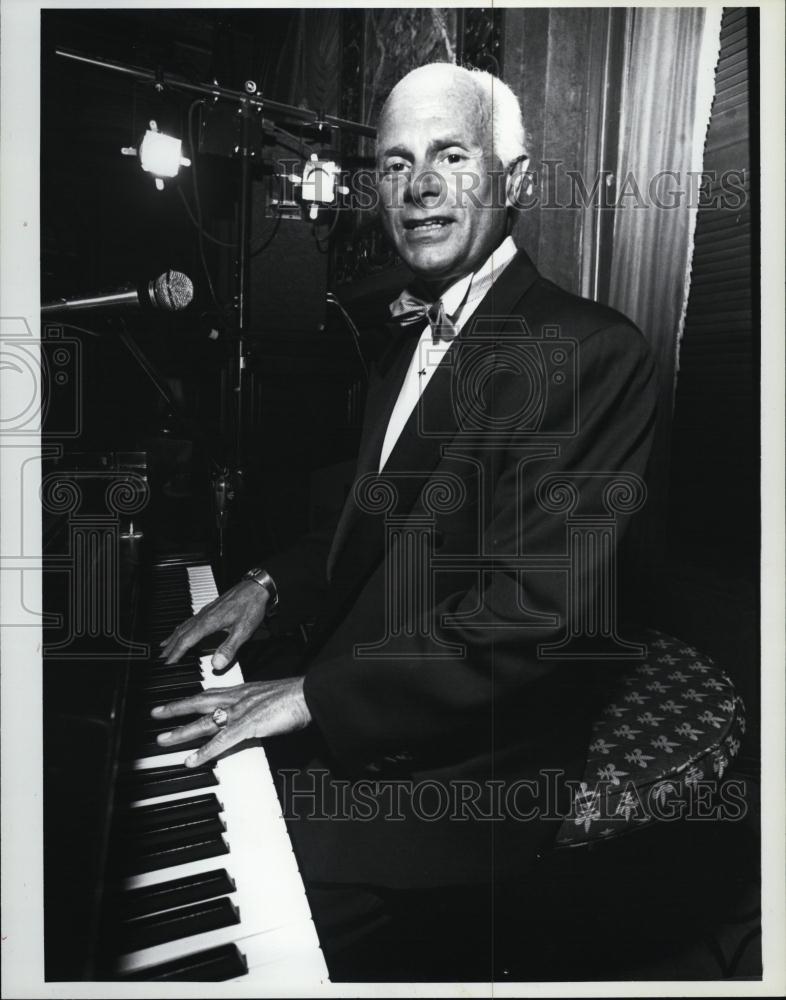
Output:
281,153,349,220
121,120,191,191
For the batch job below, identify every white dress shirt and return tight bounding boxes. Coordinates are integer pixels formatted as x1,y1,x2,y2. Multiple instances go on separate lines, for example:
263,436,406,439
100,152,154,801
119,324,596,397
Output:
378,234,519,470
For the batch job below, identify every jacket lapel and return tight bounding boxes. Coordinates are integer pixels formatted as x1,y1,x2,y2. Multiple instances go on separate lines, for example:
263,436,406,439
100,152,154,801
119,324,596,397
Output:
327,250,540,583
326,322,422,577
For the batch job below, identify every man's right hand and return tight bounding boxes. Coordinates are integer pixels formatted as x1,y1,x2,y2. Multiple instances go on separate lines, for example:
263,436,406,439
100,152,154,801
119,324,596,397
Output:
159,580,270,670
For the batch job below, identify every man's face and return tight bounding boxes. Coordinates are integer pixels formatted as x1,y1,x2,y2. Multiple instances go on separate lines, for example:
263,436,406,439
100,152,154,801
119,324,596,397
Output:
376,79,508,292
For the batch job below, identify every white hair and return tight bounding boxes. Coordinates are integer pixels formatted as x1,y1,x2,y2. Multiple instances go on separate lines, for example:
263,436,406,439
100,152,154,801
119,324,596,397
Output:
378,62,528,170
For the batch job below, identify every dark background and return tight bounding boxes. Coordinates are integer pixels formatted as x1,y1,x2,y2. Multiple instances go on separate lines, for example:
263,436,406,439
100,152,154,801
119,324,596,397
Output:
42,10,380,574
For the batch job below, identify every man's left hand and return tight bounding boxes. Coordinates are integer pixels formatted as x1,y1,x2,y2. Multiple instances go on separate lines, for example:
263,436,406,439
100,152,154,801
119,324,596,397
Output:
151,677,311,768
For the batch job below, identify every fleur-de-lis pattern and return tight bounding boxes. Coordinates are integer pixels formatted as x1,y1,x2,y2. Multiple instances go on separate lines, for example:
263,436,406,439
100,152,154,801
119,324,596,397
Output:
625,692,649,705
651,734,680,753
675,722,704,741
555,628,745,847
596,763,628,785
624,748,655,768
636,712,664,727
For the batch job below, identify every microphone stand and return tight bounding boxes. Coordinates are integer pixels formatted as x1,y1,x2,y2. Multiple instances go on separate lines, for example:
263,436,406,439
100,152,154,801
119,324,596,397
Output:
55,46,375,572
232,105,254,510
117,326,233,557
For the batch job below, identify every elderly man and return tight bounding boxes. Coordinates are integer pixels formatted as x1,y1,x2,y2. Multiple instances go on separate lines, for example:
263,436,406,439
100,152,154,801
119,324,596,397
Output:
154,63,658,979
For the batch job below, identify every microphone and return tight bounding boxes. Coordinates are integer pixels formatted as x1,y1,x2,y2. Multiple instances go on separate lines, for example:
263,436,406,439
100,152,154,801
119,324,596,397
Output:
41,270,194,316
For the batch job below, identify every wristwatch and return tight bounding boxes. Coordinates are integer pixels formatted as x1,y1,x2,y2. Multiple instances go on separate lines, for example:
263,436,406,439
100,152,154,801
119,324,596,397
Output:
242,567,279,615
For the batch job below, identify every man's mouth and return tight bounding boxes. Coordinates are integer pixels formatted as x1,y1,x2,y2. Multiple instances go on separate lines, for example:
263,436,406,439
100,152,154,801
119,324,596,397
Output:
403,216,453,231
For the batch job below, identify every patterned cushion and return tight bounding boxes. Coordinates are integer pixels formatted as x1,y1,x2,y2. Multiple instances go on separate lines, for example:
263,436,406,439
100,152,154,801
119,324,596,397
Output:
554,628,746,848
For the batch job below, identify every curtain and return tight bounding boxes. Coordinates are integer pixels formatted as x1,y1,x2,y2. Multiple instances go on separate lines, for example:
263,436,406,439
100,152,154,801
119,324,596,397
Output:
606,6,723,580
609,6,722,399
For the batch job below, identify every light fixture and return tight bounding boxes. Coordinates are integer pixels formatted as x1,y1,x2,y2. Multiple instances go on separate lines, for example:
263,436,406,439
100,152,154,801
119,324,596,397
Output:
282,153,349,221
121,120,191,191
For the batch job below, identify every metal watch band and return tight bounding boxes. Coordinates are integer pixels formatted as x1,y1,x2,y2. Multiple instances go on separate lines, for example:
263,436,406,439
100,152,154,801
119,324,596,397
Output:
242,567,279,612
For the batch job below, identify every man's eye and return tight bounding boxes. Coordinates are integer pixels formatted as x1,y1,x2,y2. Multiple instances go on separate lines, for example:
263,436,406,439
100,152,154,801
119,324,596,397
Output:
442,152,467,165
384,161,409,174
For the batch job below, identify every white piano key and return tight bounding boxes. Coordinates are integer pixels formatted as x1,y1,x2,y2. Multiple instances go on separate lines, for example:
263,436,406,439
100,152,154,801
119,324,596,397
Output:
233,919,329,979
127,749,191,770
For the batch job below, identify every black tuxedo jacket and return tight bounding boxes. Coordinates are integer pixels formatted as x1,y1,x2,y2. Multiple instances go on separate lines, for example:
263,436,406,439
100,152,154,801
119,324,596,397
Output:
265,250,658,889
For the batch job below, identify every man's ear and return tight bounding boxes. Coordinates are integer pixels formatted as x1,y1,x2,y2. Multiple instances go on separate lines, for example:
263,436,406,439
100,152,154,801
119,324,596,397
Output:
505,155,532,209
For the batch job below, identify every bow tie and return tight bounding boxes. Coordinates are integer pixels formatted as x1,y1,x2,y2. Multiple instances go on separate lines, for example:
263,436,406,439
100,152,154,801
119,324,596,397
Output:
389,290,457,343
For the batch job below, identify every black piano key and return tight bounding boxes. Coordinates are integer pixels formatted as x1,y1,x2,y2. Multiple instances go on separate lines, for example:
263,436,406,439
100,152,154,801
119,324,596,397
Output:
123,794,222,831
142,714,202,735
133,668,202,685
124,800,224,829
132,735,207,757
121,896,240,952
141,657,202,671
138,683,204,702
117,868,236,919
148,594,194,606
118,763,218,801
121,833,229,875
155,604,200,619
119,942,248,981
120,815,226,850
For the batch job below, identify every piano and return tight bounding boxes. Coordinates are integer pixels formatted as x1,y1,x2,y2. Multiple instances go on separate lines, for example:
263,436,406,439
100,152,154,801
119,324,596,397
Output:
43,537,330,984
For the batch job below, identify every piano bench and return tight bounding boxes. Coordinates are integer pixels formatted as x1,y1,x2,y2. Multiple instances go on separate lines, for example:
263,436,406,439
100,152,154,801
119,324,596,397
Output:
554,627,746,849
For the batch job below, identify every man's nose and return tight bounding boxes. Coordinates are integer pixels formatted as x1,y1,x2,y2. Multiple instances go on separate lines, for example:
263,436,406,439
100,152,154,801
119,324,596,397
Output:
406,162,446,207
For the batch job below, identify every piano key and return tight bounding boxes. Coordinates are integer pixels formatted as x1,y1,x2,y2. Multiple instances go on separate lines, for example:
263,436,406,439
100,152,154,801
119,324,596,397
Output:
201,661,245,688
125,749,198,771
118,762,218,799
132,736,206,759
118,868,236,919
231,917,330,979
137,682,204,702
142,714,202,735
121,793,223,829
136,669,202,687
119,815,226,850
122,852,239,893
121,832,230,876
126,783,223,811
117,916,301,973
121,896,240,952
119,942,248,981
